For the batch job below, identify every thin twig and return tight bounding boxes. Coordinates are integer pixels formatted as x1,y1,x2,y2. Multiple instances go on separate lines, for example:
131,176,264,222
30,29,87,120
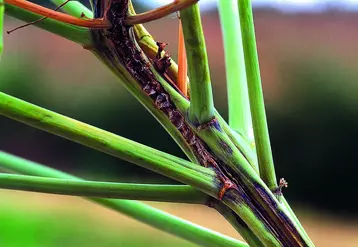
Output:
125,0,198,25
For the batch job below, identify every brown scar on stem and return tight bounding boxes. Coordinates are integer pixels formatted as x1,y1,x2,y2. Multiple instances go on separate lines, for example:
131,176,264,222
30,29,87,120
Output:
197,117,219,131
125,0,198,25
218,177,237,200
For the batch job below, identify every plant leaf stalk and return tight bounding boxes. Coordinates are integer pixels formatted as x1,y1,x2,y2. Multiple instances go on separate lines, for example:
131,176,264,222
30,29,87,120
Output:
50,0,93,18
217,0,253,144
237,0,276,190
237,1,314,245
0,151,248,247
0,173,208,203
5,4,92,46
179,3,214,125
0,92,219,197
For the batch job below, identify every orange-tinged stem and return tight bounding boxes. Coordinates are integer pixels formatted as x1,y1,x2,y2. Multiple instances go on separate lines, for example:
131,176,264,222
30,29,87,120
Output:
5,0,110,28
126,0,198,25
177,20,188,97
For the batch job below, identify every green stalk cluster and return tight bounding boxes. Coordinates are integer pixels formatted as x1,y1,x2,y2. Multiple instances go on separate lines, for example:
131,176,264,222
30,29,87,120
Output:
0,0,315,246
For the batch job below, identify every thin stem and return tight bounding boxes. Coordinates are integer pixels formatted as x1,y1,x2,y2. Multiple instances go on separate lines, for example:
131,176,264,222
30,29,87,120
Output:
0,151,248,247
5,0,109,28
180,3,214,124
50,0,93,18
5,4,92,46
0,92,219,197
0,173,206,203
0,0,4,60
238,0,277,189
214,203,264,247
218,0,253,143
126,0,197,25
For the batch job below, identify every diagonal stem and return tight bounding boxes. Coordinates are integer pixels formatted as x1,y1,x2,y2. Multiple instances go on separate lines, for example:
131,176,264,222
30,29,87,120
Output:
5,0,108,28
49,0,93,18
5,4,92,46
0,92,219,197
0,151,248,247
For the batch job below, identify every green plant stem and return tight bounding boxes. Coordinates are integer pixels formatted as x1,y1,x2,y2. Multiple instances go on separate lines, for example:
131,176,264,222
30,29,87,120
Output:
218,0,253,143
237,0,277,190
0,151,248,247
0,0,4,60
214,203,264,247
0,172,207,203
50,0,93,18
0,92,220,198
5,4,92,47
180,3,214,124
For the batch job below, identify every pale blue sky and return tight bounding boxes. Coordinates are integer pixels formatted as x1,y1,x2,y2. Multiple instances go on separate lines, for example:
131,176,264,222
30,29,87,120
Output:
136,0,358,12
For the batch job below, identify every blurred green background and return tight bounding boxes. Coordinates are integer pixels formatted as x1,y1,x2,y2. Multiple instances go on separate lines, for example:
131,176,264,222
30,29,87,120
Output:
1,3,358,247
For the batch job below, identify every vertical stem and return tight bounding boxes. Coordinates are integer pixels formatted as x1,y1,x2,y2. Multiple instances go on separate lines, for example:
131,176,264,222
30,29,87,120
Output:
218,0,253,143
238,0,277,189
180,3,214,124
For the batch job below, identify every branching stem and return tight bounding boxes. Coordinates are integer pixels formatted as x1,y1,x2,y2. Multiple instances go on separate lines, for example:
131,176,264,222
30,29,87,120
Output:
125,0,197,25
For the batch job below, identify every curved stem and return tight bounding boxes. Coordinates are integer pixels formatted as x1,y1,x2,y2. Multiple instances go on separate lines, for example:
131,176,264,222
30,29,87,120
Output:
5,0,108,28
238,0,277,190
218,0,253,143
126,0,197,25
180,3,214,124
5,4,92,46
0,151,248,247
0,172,207,203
